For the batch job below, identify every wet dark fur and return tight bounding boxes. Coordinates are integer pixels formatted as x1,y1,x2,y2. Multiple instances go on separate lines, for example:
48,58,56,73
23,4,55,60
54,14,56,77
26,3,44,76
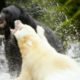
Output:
0,3,22,77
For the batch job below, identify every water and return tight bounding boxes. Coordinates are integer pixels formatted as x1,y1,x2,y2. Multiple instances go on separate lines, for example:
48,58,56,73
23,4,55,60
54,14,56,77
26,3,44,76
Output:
0,73,11,80
66,42,80,64
0,37,13,80
0,41,8,72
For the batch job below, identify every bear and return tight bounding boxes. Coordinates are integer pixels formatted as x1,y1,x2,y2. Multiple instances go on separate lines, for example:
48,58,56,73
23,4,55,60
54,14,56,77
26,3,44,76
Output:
0,4,22,77
0,5,64,53
13,20,80,80
0,0,22,77
0,4,63,77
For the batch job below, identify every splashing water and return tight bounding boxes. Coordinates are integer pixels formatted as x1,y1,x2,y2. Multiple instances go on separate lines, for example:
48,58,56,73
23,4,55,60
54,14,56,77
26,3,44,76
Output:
0,37,13,80
66,42,80,64
0,73,11,80
0,41,8,72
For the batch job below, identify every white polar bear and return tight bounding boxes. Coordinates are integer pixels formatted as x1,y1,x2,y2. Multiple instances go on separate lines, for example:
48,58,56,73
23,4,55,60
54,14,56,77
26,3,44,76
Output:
13,20,80,80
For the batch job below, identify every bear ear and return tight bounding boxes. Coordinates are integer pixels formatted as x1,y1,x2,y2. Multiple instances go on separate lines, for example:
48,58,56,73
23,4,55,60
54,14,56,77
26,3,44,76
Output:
19,13,37,31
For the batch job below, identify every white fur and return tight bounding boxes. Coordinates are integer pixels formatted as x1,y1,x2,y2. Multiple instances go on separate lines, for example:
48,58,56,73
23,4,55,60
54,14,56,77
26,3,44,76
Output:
14,20,80,80
36,25,57,53
37,25,48,42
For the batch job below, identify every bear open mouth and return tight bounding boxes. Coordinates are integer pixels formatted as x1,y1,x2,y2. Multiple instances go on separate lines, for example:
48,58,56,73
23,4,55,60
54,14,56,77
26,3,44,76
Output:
0,19,6,28
0,19,4,24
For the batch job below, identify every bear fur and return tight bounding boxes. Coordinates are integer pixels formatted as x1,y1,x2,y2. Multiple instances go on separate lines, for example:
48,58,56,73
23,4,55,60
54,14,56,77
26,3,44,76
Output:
0,4,22,77
13,20,80,80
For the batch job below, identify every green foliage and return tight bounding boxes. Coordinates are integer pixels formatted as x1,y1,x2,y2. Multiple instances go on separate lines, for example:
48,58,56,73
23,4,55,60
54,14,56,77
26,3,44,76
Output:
56,0,80,41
